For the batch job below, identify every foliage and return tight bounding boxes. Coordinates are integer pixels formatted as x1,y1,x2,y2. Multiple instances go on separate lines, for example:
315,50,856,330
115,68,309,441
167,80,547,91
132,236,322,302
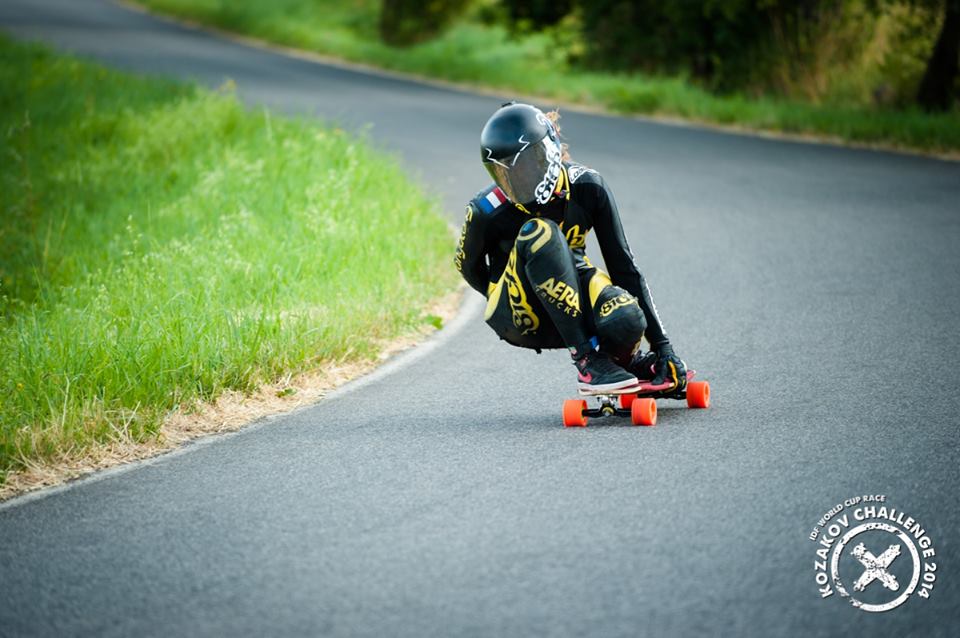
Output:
577,1,877,98
379,0,467,46
915,0,960,110
875,3,943,106
501,0,573,31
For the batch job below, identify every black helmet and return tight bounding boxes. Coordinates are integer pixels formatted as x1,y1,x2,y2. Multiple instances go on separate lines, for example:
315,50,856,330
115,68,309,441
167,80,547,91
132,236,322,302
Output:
480,103,563,208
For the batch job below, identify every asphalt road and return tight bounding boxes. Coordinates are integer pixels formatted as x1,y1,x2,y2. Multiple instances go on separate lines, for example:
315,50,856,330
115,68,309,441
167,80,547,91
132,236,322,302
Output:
2,1,959,636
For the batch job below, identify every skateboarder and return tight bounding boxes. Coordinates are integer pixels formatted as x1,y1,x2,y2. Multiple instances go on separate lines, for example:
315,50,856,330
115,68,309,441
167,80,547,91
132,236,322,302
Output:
455,102,687,393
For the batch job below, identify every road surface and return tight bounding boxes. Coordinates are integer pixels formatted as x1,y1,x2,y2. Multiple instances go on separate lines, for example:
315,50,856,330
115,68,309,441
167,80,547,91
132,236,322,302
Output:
1,1,959,635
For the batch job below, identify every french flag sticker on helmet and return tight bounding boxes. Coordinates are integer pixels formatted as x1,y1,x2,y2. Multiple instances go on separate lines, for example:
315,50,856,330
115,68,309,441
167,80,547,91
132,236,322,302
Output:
479,187,507,213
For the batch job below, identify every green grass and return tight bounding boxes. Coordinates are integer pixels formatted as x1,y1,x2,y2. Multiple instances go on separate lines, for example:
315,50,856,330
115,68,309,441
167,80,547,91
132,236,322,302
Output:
0,36,458,482
135,0,960,154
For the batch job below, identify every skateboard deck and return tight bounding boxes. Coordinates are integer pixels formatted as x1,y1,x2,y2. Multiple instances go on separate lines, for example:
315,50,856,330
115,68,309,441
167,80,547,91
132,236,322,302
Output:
577,369,698,397
563,370,710,427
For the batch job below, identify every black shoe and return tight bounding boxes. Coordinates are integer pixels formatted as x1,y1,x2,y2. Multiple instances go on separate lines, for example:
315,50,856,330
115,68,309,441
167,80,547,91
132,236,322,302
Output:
574,350,638,393
627,350,658,382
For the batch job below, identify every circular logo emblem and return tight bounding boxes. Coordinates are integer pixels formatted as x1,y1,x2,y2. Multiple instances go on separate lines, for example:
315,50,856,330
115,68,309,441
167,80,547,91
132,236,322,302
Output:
810,495,938,613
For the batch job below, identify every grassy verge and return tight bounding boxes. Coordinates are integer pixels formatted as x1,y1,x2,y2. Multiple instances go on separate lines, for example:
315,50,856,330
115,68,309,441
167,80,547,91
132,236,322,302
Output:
0,36,458,484
133,0,960,155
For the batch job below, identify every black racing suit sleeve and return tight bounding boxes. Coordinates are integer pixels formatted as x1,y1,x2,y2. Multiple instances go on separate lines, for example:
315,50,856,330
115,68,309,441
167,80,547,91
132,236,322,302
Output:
454,202,490,295
588,177,669,347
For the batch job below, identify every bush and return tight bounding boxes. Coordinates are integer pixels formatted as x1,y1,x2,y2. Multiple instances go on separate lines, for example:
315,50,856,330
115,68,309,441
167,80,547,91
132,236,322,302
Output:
577,0,877,98
379,0,466,46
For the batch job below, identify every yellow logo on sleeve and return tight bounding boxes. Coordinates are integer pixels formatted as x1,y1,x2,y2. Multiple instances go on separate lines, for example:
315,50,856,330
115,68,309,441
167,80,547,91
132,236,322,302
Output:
559,222,587,250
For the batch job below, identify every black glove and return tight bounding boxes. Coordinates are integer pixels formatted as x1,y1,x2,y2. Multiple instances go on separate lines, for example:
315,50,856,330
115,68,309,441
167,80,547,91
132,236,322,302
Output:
653,342,687,390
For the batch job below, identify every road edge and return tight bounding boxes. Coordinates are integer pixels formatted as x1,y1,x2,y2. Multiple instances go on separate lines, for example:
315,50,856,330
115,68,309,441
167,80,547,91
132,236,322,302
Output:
0,290,484,511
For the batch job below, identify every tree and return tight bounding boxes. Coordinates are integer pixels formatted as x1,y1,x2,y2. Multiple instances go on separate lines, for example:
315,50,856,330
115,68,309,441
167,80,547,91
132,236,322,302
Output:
379,0,464,47
502,0,573,30
576,1,822,92
916,0,960,110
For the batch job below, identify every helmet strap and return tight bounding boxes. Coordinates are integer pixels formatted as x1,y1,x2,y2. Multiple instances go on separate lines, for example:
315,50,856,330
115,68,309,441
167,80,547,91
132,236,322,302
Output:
554,166,570,201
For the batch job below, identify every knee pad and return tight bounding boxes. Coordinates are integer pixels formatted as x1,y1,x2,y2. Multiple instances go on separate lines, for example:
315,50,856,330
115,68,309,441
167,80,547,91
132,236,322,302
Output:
515,218,562,258
594,286,646,360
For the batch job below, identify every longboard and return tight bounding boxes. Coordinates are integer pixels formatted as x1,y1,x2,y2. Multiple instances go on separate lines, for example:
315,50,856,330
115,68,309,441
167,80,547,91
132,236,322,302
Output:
563,370,710,427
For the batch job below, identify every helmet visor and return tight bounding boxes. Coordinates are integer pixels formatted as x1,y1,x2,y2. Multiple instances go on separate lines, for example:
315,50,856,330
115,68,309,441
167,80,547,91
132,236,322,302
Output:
484,137,562,207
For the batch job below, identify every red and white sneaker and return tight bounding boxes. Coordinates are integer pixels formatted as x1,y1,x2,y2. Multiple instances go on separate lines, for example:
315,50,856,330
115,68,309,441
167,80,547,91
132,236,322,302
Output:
574,350,638,394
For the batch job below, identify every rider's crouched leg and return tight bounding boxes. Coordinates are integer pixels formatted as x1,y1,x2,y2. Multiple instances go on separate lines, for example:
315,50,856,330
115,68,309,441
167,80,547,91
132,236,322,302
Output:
515,217,568,266
593,285,646,366
516,219,638,393
516,218,586,335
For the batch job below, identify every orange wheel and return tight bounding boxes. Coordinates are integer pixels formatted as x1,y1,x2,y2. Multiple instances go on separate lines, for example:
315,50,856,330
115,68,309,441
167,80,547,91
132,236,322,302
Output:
687,381,710,409
619,393,637,410
563,399,588,427
631,398,657,426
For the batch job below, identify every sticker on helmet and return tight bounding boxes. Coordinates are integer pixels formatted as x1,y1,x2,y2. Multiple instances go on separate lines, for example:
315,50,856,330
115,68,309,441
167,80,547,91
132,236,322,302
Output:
533,137,563,205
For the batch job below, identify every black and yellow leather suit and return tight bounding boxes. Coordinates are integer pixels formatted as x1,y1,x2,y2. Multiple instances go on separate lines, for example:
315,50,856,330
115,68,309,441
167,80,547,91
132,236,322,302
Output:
455,163,671,368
